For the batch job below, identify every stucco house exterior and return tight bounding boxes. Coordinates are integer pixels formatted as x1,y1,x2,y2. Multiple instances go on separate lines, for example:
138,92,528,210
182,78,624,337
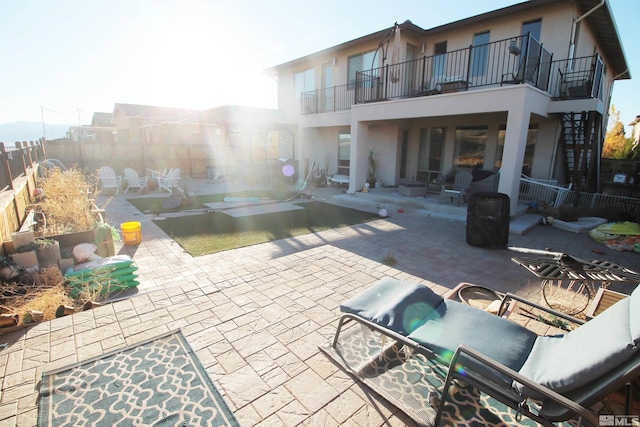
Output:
267,0,630,214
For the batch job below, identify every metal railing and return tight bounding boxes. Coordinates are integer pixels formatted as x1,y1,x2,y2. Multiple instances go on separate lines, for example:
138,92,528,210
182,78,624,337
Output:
519,175,639,218
301,35,604,114
519,175,571,208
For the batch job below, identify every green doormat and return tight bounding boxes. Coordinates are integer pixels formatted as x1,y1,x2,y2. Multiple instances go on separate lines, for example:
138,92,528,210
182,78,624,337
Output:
320,324,577,427
38,330,240,427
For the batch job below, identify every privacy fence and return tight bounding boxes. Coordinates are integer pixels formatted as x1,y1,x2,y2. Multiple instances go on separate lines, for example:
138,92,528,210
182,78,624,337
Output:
0,141,44,252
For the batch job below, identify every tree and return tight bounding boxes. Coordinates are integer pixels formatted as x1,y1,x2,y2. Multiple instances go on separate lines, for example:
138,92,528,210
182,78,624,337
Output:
603,105,635,159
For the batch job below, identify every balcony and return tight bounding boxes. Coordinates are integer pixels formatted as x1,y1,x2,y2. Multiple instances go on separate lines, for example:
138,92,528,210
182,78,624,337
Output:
301,34,604,115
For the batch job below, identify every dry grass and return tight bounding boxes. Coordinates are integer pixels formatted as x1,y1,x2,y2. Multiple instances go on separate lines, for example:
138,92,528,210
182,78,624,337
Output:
34,167,100,236
1,268,74,325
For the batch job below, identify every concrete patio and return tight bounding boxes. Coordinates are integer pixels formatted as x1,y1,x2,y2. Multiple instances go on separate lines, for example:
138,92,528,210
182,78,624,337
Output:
1,179,639,426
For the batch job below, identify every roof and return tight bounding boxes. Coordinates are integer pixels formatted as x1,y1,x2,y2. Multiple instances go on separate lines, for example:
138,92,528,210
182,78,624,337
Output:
91,112,114,127
267,0,629,80
112,103,199,121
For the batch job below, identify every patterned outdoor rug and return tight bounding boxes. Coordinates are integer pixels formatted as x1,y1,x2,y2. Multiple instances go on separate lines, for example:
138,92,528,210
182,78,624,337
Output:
320,324,576,427
38,330,240,427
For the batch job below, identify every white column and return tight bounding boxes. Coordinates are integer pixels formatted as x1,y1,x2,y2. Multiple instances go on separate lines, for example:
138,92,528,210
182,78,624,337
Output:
498,103,531,215
348,121,368,193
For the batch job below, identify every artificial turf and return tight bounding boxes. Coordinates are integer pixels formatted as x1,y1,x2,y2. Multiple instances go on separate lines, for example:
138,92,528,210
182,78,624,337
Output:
129,197,378,256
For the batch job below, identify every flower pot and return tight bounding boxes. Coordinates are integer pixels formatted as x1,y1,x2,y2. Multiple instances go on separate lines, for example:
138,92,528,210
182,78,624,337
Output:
11,231,34,249
36,240,61,269
12,250,38,269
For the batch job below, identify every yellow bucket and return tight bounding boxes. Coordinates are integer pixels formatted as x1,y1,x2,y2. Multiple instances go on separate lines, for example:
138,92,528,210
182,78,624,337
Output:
120,221,141,245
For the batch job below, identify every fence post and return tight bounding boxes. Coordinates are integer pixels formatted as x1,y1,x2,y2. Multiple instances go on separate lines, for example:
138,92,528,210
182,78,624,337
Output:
17,142,28,177
0,143,15,191
24,141,34,166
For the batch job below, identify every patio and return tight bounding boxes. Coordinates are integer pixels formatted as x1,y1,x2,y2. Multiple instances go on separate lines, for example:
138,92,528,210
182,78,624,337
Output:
1,178,638,426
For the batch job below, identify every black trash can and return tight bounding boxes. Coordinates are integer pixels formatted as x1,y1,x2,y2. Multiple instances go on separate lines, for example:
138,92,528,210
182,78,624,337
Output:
466,192,510,247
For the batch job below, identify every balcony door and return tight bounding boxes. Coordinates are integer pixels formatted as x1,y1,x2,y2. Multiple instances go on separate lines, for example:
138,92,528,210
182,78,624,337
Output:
323,63,333,112
432,41,447,88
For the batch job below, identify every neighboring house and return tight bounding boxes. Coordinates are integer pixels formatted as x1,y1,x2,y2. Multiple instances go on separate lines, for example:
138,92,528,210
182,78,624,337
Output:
69,112,116,143
266,0,630,214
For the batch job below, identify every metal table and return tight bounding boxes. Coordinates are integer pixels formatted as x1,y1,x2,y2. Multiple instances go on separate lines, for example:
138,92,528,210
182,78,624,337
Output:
509,247,640,315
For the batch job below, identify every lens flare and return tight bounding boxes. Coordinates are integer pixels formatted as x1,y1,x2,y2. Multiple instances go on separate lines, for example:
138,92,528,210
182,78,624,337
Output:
282,164,295,177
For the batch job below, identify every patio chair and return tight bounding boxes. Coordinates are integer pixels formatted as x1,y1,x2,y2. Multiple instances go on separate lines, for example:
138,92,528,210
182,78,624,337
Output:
123,167,149,194
440,170,472,206
157,168,181,193
98,166,121,195
333,277,640,426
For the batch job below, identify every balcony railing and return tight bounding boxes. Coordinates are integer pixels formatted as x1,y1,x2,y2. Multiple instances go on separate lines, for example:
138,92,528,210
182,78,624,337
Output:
301,34,603,115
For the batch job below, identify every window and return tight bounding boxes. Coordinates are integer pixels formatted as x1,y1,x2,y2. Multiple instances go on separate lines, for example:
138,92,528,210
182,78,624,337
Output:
348,51,377,90
454,126,488,168
294,68,315,99
470,31,490,78
522,19,541,41
338,133,351,175
494,124,538,176
417,128,445,182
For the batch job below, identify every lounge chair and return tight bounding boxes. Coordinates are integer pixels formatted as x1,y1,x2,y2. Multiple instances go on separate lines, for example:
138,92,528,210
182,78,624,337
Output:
440,170,472,205
123,167,148,194
333,277,640,426
157,168,181,193
98,166,121,195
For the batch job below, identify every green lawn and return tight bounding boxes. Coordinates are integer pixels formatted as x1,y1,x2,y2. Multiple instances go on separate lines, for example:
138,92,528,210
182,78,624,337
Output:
150,201,378,256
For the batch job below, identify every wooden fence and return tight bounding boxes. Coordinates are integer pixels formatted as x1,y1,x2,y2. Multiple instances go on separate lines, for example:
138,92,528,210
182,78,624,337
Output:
0,141,44,255
44,138,218,178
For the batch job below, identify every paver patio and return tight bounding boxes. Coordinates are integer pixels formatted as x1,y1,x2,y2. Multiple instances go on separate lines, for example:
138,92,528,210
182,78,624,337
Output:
0,180,638,426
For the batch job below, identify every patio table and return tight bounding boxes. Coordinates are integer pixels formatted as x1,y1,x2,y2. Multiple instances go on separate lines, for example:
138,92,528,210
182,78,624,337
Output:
509,247,640,315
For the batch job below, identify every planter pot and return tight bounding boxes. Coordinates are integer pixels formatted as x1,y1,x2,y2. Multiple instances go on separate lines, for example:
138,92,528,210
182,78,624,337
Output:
36,241,61,269
12,250,38,268
11,231,34,249
47,228,115,259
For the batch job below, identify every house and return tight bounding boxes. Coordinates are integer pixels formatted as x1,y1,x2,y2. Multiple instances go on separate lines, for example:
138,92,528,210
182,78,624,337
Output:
69,112,116,143
266,0,630,214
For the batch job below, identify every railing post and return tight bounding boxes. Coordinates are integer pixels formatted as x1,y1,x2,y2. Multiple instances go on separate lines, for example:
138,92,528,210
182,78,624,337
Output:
466,44,473,84
421,56,427,91
384,64,389,99
355,71,360,104
0,143,15,191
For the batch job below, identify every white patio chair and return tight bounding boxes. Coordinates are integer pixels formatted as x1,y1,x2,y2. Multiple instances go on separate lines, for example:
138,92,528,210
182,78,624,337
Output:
98,166,121,195
123,167,149,194
157,168,181,193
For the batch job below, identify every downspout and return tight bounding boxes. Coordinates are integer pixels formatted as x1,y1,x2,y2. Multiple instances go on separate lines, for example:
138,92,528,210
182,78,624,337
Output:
568,0,605,67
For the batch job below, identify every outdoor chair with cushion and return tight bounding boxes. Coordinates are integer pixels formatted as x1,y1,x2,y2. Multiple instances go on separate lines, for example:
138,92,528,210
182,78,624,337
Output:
98,166,121,195
440,170,472,206
332,277,640,426
123,167,149,194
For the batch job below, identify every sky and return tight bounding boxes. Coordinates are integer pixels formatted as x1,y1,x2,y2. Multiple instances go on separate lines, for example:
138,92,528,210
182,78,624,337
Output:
0,0,637,137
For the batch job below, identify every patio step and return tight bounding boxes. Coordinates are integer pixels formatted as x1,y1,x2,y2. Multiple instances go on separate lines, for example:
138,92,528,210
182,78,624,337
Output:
330,190,540,235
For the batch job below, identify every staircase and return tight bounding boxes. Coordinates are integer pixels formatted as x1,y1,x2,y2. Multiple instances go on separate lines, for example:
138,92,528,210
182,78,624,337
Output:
559,111,602,194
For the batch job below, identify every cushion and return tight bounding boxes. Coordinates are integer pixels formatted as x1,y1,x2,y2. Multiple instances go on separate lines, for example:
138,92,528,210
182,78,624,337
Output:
340,278,444,335
628,285,640,345
407,300,537,371
517,296,636,395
